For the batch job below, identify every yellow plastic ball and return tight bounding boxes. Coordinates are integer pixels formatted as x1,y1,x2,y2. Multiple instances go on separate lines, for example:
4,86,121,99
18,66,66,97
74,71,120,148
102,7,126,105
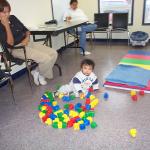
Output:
39,112,45,118
62,114,68,119
78,120,84,125
52,101,58,106
58,93,64,99
73,123,80,130
45,118,52,125
64,118,70,123
53,118,59,123
90,95,96,100
129,129,137,138
87,117,93,123
79,112,85,118
58,122,62,129
130,90,136,96
41,106,47,111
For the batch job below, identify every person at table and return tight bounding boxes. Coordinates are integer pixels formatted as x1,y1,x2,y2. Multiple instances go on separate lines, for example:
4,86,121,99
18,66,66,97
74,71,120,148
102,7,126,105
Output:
0,0,58,86
63,0,97,55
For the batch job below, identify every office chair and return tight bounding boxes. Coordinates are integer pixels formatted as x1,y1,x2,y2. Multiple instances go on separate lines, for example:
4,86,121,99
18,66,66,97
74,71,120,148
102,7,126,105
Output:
110,13,130,45
94,13,110,44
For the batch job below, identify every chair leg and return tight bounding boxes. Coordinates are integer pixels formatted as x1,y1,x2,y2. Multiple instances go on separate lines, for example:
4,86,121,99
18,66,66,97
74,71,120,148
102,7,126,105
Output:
128,31,130,46
54,63,62,76
89,33,93,46
8,77,16,104
23,48,33,90
66,33,69,45
109,31,112,46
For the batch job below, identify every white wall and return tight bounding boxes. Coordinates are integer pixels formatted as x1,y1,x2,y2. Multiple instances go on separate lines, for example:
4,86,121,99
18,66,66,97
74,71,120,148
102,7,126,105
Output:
52,0,70,23
8,0,52,28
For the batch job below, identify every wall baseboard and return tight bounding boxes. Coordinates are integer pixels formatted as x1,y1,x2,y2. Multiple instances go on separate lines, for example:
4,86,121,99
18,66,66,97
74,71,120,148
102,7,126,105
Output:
86,38,150,43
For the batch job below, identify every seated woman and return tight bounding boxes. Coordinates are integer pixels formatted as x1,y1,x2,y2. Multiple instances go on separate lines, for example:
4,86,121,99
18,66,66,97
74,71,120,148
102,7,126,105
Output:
63,0,97,55
0,0,58,86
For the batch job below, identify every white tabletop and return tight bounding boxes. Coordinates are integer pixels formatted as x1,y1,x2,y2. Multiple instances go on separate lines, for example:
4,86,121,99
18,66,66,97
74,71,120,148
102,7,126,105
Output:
29,20,87,32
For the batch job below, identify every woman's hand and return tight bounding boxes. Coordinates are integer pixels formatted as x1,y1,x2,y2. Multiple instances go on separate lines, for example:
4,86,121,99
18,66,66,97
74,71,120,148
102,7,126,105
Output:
21,36,29,46
0,14,9,27
21,31,30,46
66,16,72,22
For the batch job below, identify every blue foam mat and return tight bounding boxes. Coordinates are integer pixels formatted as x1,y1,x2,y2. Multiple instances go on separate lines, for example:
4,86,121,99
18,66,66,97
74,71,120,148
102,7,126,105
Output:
106,65,150,87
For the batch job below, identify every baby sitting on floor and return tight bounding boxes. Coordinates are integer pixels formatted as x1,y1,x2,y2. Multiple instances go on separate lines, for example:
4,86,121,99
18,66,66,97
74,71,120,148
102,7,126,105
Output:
56,59,101,98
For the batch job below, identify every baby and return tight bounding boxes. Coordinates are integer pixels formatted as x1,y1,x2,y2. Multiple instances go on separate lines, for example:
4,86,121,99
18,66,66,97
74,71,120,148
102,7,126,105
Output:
57,59,100,98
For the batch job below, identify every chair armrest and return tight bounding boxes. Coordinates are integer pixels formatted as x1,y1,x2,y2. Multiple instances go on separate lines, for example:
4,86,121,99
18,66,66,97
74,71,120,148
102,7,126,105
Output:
12,45,26,50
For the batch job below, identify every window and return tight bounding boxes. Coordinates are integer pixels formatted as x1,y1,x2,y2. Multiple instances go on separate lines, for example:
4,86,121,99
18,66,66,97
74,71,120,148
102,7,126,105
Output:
143,0,150,25
98,0,134,25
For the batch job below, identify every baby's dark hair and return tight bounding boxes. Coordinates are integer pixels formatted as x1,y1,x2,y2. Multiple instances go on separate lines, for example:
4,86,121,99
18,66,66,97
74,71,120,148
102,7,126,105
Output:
80,59,95,69
70,0,78,5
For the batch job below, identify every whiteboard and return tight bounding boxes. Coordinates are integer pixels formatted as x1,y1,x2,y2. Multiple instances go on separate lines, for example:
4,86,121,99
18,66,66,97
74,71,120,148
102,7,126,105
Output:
52,0,70,23
8,0,52,28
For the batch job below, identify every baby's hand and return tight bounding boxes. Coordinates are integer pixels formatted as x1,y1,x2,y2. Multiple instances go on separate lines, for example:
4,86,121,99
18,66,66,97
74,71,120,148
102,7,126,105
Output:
99,87,105,93
79,93,85,99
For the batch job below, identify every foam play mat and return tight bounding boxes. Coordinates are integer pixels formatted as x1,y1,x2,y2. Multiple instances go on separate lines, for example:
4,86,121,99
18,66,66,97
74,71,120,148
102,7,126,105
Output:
104,50,150,93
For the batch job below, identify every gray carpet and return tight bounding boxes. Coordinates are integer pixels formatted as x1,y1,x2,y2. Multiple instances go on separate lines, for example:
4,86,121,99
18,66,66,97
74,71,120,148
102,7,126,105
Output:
0,42,150,150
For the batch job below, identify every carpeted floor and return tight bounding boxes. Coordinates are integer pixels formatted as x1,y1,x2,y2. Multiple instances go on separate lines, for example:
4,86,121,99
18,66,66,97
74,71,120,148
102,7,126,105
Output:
0,42,150,150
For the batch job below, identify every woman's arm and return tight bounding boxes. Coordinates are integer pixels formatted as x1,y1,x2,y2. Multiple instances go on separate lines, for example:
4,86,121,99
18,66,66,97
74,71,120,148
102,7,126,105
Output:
21,31,30,46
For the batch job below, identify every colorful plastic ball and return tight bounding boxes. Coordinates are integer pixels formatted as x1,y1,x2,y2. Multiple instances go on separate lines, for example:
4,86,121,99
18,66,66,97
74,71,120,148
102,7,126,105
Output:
42,95,48,100
90,95,95,100
88,87,94,92
62,122,67,129
45,118,52,126
58,93,64,99
85,98,91,104
49,114,57,120
84,119,90,126
38,105,43,111
53,105,60,111
79,111,85,118
80,124,86,130
41,106,47,111
52,101,58,106
52,122,58,129
58,122,63,129
69,104,74,110
130,90,136,96
87,117,93,123
129,129,137,138
139,90,145,96
132,95,138,101
42,115,48,123
39,112,45,118
73,123,80,130
86,92,91,98
91,122,98,129
85,104,91,110
76,118,82,122
64,104,69,109
64,109,69,115
62,96,70,102
103,92,109,100
76,103,82,108
70,95,76,100
67,121,74,128
57,112,63,118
